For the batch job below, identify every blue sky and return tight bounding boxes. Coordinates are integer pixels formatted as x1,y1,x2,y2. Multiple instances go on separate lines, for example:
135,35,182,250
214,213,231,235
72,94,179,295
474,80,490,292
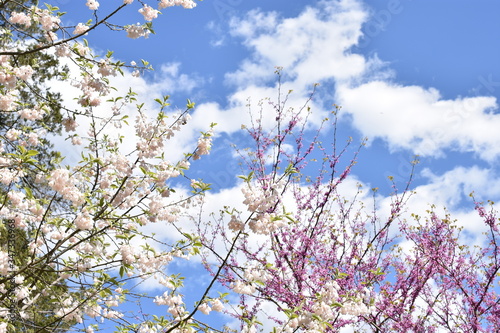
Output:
50,0,500,330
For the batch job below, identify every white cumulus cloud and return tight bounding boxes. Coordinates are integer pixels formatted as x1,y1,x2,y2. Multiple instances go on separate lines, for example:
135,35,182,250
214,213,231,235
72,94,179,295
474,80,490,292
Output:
336,81,500,161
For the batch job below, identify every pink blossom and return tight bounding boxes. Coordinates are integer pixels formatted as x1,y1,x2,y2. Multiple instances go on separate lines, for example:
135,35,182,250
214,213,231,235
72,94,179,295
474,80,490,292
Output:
86,0,99,10
120,245,135,265
62,118,78,132
0,251,11,275
48,169,84,206
198,302,211,315
0,169,22,185
19,108,43,120
27,132,39,146
0,93,16,111
158,0,197,9
29,204,45,217
193,130,213,160
75,212,93,230
0,55,9,66
230,280,256,295
55,44,72,57
14,65,33,80
228,215,244,231
97,60,116,77
39,13,60,31
5,128,21,141
125,24,150,39
44,30,58,42
74,42,90,55
9,12,31,26
71,136,82,145
139,5,159,21
210,299,224,312
14,286,30,301
0,72,17,89
73,23,89,35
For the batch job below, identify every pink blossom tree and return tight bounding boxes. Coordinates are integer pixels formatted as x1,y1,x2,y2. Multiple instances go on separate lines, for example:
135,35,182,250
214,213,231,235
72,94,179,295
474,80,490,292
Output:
198,69,500,332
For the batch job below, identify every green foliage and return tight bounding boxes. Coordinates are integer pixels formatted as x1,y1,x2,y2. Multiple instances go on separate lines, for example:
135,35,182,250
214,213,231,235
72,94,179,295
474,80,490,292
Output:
0,224,75,332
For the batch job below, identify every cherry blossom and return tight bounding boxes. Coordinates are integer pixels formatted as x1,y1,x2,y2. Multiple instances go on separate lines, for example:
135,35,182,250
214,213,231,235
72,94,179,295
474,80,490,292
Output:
86,0,99,10
9,12,31,27
139,5,159,21
73,23,89,35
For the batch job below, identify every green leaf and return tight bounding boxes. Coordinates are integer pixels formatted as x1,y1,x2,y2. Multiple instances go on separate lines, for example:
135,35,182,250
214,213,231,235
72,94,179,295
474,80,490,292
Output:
119,266,126,278
26,149,39,157
238,171,254,183
284,163,298,175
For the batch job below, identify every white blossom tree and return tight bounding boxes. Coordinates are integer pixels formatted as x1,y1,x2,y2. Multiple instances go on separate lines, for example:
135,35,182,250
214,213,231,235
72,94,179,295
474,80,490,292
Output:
0,1,224,332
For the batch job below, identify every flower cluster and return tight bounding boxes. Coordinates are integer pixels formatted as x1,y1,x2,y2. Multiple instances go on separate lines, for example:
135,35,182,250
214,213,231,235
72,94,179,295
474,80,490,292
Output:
73,23,89,35
339,299,370,316
122,0,197,39
239,180,286,234
18,107,45,121
230,280,256,295
9,12,31,27
242,180,284,213
10,7,61,31
228,214,244,231
86,0,99,10
0,56,34,111
74,211,93,230
48,169,84,206
0,251,10,275
134,111,190,159
73,72,110,107
158,0,197,9
125,24,150,39
97,59,117,77
193,129,214,160
139,5,160,21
